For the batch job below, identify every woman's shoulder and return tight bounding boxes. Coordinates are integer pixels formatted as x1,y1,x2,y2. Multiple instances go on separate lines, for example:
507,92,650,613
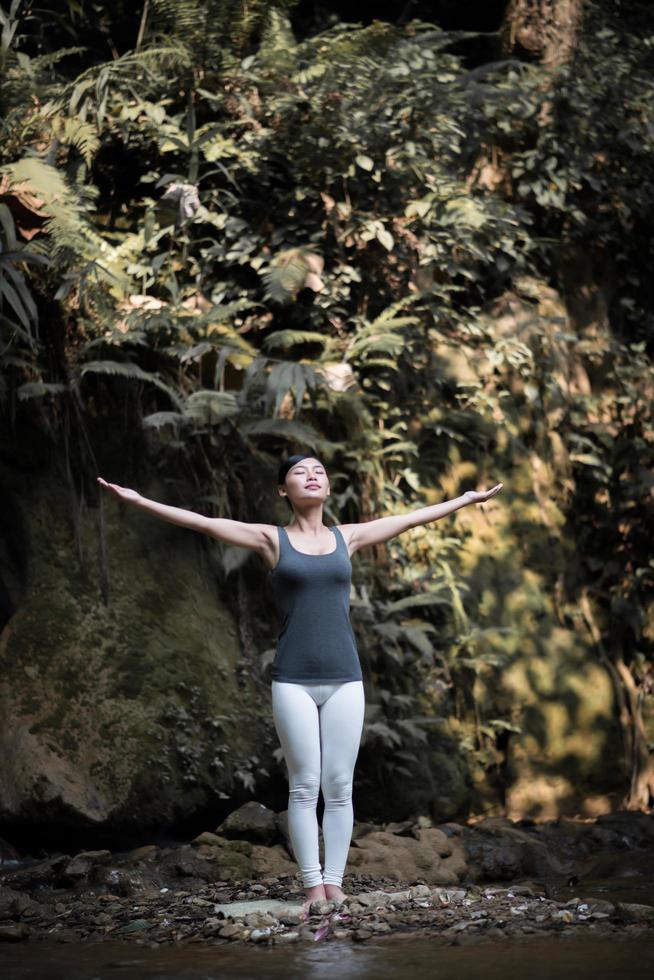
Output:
331,523,354,545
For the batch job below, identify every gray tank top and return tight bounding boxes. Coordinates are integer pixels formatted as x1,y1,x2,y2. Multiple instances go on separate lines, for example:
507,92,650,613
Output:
269,525,363,683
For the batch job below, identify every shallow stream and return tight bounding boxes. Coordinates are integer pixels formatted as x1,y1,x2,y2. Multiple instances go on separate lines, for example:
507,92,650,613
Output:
2,935,654,980
3,845,654,979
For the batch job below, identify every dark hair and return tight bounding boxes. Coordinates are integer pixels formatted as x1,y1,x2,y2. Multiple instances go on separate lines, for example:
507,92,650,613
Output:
277,453,325,485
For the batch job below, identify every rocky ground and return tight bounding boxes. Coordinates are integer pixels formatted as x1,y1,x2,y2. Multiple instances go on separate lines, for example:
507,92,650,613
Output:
1,806,653,948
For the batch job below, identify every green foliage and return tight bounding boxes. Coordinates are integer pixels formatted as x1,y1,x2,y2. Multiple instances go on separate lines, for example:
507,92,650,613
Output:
0,203,48,345
1,0,653,813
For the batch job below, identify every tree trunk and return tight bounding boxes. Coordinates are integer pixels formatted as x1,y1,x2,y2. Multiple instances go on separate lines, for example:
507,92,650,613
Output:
580,589,654,809
503,0,584,66
615,655,654,808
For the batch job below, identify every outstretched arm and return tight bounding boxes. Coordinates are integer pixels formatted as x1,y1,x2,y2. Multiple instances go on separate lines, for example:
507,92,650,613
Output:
96,477,272,552
342,483,503,555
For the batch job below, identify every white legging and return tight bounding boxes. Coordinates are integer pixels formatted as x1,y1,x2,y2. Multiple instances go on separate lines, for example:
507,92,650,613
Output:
271,680,365,888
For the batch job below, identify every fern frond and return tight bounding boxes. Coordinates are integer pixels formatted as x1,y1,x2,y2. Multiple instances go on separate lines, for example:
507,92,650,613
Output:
262,329,330,352
150,0,265,67
369,294,422,328
260,8,297,56
16,381,68,400
28,47,86,73
58,45,192,117
241,417,327,450
142,411,188,429
260,257,307,304
384,593,451,613
77,360,183,408
59,116,100,167
264,360,324,415
0,158,124,286
184,390,240,424
348,336,408,361
260,247,324,303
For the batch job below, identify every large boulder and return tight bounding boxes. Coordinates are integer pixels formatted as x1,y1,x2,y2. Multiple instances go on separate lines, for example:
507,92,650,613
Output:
250,844,296,877
355,743,471,824
216,802,279,845
0,473,273,833
462,816,570,881
191,833,296,879
346,828,467,885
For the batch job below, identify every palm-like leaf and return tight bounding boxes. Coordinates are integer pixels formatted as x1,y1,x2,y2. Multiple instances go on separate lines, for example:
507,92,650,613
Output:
78,360,183,409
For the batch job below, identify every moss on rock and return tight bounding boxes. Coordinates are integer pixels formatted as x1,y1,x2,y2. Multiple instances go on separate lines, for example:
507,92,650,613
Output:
0,473,273,832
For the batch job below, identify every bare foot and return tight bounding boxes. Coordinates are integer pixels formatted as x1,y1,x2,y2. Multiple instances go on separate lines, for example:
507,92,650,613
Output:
302,883,326,913
324,884,346,904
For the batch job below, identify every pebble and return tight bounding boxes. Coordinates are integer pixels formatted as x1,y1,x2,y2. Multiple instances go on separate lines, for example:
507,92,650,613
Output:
309,899,336,916
2,830,653,951
8,894,35,917
433,887,466,903
410,884,431,899
244,911,276,928
583,899,614,915
370,921,391,933
356,890,391,908
279,912,302,926
200,915,220,929
0,923,30,942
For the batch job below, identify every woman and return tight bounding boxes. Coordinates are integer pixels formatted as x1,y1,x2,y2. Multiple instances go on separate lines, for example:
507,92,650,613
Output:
98,456,502,905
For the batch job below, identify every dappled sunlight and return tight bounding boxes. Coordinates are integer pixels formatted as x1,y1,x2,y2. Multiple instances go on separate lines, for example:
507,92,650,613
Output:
1,0,652,843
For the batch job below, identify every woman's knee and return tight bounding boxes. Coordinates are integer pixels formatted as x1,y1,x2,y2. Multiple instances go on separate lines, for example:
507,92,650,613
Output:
321,770,353,806
289,773,321,807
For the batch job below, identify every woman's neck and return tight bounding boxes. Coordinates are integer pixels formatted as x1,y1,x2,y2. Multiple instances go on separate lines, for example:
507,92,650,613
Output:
288,506,326,535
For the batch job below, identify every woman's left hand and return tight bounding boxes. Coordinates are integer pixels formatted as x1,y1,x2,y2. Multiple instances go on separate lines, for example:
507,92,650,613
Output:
462,483,504,505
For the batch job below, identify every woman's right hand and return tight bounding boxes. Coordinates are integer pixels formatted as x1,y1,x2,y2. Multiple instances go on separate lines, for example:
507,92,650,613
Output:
97,477,142,503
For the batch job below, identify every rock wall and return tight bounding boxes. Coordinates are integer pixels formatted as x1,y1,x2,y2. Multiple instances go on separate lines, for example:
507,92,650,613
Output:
0,470,274,836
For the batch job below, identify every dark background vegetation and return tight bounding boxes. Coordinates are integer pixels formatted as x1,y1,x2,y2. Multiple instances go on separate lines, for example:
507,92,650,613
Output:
0,0,652,850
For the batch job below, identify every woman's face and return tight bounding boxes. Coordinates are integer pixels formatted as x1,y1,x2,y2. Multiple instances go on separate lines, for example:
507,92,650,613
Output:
279,458,330,506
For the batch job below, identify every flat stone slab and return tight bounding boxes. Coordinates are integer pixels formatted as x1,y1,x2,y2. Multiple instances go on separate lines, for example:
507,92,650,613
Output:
211,890,422,919
212,899,304,918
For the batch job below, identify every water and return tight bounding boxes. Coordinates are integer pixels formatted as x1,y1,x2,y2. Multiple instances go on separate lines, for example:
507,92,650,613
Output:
2,936,654,980
545,850,654,907
3,850,654,979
